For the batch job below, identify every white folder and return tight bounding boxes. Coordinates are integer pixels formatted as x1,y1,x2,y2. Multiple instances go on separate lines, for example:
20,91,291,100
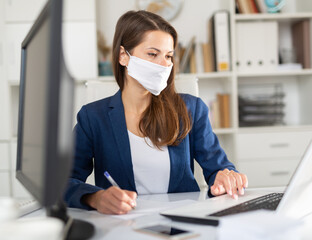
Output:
213,11,231,72
236,21,278,73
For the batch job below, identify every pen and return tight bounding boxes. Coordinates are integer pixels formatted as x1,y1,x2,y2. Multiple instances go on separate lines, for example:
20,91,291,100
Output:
104,171,120,188
104,171,136,209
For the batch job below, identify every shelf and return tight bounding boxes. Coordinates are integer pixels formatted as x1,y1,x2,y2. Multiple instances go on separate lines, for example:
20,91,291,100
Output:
94,72,233,83
236,69,312,78
177,72,233,80
238,125,312,133
234,12,312,22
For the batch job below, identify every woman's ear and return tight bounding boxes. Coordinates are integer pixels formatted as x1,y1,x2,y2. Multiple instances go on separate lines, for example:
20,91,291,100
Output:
119,46,129,66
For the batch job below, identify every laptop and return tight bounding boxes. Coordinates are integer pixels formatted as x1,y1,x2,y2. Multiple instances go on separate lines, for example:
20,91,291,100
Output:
161,140,312,226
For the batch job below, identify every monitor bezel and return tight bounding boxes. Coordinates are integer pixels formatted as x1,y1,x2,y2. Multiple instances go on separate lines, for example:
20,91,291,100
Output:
16,0,65,207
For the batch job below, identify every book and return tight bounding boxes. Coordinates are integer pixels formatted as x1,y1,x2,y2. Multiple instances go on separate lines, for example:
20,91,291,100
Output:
212,11,231,72
236,0,252,14
210,100,221,129
202,43,215,72
217,93,231,128
179,36,196,73
254,0,268,13
189,42,197,73
195,42,204,73
202,18,216,72
291,20,311,69
248,0,259,13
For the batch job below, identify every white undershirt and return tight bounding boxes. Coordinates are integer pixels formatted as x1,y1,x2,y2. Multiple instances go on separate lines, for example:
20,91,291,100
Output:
127,130,170,195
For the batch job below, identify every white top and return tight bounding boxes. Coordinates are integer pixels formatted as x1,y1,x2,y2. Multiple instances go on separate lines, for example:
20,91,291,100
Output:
127,130,170,195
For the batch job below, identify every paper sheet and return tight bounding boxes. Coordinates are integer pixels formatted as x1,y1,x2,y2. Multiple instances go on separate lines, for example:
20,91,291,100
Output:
218,210,303,240
109,199,196,220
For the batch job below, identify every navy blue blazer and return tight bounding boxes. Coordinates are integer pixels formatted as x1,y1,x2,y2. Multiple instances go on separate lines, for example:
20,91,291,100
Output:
65,90,236,210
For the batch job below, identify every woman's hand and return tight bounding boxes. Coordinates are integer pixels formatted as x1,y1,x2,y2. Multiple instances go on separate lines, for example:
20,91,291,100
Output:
210,169,248,200
83,187,137,215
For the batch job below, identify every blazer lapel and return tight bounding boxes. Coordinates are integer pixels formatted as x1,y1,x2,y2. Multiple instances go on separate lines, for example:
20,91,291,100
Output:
108,90,136,190
168,139,187,192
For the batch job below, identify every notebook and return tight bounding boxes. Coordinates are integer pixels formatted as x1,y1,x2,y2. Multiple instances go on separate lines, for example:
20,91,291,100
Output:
161,140,312,226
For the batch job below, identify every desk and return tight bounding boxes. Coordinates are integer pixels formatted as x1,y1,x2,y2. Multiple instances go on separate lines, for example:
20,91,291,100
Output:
25,188,312,240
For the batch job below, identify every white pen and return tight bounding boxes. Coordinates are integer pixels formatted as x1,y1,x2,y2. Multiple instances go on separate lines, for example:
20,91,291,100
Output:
104,171,136,209
104,171,120,188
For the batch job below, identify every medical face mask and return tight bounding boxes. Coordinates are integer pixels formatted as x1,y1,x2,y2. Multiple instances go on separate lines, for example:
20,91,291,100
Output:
126,51,173,96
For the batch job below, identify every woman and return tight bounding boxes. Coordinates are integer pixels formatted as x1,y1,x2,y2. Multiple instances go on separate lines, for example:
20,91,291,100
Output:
65,10,248,215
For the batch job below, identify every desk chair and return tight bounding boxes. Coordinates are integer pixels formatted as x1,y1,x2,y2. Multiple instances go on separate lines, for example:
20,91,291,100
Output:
84,76,208,190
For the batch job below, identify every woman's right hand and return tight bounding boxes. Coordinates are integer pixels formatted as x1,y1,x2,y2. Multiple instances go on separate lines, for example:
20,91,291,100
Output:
83,187,137,215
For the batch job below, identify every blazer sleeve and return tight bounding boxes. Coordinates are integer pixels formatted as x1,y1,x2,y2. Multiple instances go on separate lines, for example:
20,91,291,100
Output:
64,106,102,210
192,97,237,188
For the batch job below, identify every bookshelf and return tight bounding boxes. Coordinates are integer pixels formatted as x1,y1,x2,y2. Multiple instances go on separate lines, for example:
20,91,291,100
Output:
2,0,312,197
232,0,312,187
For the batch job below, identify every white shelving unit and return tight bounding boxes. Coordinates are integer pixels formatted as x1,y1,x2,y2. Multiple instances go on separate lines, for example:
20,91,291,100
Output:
230,0,312,187
2,0,312,197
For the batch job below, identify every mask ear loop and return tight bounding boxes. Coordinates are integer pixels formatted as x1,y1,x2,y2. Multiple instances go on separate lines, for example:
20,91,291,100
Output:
124,50,131,68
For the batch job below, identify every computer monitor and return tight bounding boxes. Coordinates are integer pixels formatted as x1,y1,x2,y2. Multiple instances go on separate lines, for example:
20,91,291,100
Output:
16,0,94,239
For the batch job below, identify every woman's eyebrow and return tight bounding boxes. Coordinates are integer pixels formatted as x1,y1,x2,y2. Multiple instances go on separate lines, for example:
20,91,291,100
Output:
147,47,174,54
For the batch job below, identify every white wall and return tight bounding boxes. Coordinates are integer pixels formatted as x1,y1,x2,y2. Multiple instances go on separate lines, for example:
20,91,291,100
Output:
96,0,229,46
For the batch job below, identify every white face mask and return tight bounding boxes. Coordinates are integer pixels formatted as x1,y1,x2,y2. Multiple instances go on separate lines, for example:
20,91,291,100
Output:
126,51,173,96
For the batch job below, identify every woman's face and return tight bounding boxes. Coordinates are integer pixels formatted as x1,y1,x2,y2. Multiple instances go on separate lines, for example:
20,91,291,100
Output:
131,30,174,67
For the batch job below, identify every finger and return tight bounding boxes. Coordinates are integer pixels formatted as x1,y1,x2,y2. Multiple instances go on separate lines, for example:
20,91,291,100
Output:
212,182,226,195
217,184,226,194
97,194,128,215
110,194,134,212
240,173,248,188
220,172,233,197
233,172,244,195
106,187,134,212
124,190,137,207
228,174,238,200
111,187,134,202
210,185,220,196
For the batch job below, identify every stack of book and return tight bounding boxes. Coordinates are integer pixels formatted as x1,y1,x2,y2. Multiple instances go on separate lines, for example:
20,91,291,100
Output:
176,37,197,73
239,88,285,127
235,0,268,14
183,10,230,74
209,93,231,129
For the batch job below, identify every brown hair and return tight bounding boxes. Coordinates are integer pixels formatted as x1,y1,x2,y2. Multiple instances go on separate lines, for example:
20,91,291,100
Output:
112,10,191,148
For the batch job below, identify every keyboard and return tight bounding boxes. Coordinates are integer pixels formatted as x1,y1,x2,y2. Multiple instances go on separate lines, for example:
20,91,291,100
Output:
16,198,41,217
209,192,284,217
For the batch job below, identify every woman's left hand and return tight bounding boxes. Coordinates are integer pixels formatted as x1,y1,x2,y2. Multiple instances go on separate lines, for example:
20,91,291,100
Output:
210,169,248,199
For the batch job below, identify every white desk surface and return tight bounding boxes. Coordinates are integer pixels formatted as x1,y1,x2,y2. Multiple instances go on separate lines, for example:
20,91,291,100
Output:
26,187,312,240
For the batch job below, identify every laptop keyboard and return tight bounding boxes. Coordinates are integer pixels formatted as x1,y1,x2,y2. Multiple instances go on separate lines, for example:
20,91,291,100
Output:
209,192,284,217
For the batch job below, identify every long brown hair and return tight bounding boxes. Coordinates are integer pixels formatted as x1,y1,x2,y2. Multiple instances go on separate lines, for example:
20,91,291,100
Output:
112,10,191,148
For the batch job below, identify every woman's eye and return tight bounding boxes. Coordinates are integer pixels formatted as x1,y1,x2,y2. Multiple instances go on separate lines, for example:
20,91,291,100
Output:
148,53,157,57
166,55,173,60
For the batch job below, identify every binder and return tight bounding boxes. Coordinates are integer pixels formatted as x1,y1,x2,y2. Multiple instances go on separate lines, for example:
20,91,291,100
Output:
212,11,231,72
236,21,278,72
291,19,311,69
